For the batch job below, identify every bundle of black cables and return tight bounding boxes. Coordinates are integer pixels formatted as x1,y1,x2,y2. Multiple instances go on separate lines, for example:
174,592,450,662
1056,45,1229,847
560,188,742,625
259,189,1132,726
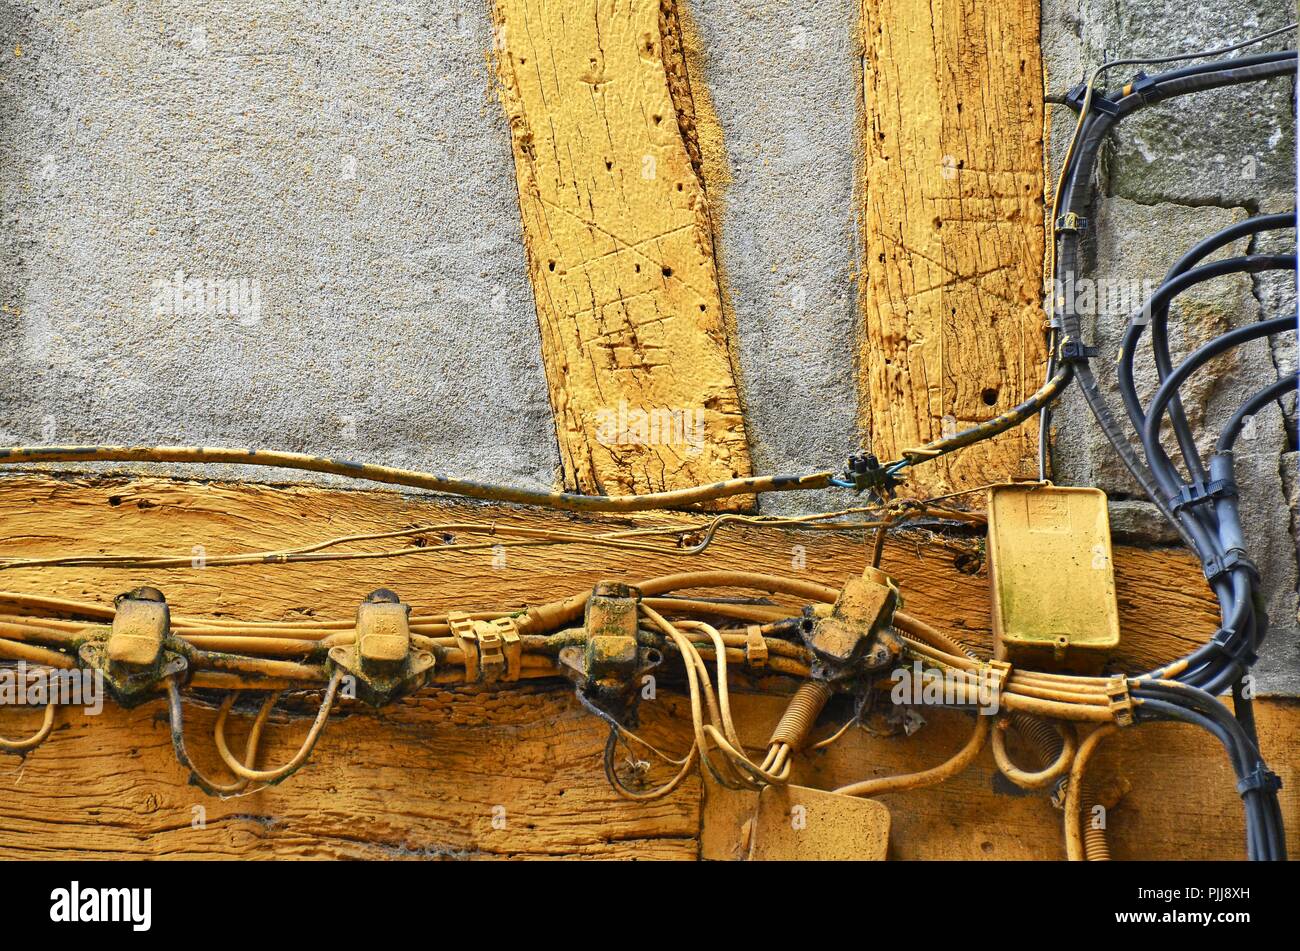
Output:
1046,33,1296,860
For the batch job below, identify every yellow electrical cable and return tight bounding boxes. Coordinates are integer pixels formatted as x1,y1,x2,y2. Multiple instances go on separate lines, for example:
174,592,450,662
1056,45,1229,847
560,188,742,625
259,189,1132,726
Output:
196,693,279,795
677,619,791,787
1065,724,1119,861
640,606,769,790
991,717,1078,789
834,713,992,798
212,671,342,782
0,699,56,753
0,444,834,512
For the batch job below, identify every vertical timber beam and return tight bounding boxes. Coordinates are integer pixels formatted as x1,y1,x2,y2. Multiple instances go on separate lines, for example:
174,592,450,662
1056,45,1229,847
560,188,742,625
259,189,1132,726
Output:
857,0,1048,496
492,0,752,500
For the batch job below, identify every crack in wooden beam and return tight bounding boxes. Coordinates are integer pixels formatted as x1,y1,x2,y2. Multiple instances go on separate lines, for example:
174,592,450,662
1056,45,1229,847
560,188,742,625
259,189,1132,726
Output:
857,0,1049,496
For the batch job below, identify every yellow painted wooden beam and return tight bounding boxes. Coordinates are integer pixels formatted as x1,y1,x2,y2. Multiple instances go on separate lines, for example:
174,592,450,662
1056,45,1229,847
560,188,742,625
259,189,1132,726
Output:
857,0,1048,495
0,474,1284,859
0,474,1216,675
491,0,751,499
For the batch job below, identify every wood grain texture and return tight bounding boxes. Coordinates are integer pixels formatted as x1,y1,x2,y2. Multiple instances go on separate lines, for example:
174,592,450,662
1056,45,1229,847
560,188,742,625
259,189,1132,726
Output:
0,472,1286,860
704,694,1299,861
857,0,1048,495
0,682,700,859
2,684,1294,860
491,0,751,499
0,473,1216,677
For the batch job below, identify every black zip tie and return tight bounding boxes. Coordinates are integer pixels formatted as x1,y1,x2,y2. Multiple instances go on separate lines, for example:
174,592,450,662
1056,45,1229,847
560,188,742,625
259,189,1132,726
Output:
1063,81,1121,116
1169,478,1237,513
1236,764,1282,797
1056,338,1098,363
1126,71,1160,104
1209,626,1258,668
1203,548,1260,586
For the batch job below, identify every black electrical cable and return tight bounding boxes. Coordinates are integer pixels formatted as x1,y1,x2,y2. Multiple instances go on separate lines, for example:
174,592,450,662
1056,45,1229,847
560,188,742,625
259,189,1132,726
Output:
1142,315,1295,482
1216,375,1299,452
1154,47,1298,80
1050,60,1298,557
1139,679,1282,831
1134,684,1285,860
1141,214,1296,478
1141,306,1290,685
1117,253,1296,481
1096,22,1298,84
1043,44,1295,861
1133,697,1264,859
1139,57,1300,108
1059,69,1294,504
1153,570,1253,687
899,50,1297,486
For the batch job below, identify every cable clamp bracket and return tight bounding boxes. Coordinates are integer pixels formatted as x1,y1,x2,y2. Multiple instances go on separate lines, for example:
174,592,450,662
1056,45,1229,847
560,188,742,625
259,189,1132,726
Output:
1236,764,1282,797
980,660,1013,713
1054,212,1089,236
744,625,769,669
449,613,522,683
1168,478,1236,513
1106,677,1135,727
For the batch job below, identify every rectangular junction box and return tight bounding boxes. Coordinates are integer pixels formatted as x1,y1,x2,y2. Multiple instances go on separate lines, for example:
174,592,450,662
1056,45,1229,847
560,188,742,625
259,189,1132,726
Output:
987,483,1120,674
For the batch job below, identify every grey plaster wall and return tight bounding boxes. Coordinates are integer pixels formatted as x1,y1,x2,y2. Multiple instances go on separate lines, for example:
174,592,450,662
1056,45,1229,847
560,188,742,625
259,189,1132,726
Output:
686,0,862,516
0,0,871,501
1,1,1296,687
0,0,559,487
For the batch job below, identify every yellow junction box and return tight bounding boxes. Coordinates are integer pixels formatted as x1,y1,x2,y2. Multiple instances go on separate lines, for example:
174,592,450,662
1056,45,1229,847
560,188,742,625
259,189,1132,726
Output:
987,483,1120,674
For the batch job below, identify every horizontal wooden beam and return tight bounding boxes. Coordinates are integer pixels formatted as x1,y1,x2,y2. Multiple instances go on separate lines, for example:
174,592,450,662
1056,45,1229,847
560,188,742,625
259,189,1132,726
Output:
0,473,1216,673
0,473,1287,860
